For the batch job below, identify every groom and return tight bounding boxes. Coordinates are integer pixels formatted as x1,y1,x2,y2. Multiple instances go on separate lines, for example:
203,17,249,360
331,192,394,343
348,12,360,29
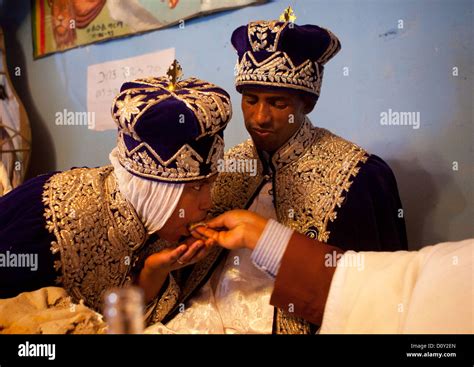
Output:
152,7,408,334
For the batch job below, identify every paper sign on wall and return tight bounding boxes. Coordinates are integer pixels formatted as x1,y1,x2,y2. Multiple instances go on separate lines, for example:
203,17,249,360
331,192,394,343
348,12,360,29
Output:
87,48,175,131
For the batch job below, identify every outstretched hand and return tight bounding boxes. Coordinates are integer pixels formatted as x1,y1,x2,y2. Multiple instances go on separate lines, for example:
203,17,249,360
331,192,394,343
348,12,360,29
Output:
139,236,213,302
143,236,211,273
191,209,268,250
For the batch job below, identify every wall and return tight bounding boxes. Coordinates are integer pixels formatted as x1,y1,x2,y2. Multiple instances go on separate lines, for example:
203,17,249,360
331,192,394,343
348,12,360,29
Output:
1,0,472,249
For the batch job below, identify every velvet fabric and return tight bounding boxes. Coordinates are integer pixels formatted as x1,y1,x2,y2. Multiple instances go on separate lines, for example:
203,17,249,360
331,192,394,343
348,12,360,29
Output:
0,173,57,298
112,76,231,182
231,20,341,97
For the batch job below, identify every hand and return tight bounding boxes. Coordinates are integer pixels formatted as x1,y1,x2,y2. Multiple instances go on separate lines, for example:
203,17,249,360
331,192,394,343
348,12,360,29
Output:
144,236,211,274
191,209,268,250
138,237,213,302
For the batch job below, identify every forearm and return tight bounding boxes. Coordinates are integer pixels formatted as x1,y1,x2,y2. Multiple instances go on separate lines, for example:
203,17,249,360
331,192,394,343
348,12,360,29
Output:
250,219,343,326
138,267,169,303
271,231,343,326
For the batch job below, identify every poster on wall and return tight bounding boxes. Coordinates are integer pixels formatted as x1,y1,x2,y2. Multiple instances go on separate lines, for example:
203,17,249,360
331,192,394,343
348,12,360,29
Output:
87,48,175,131
32,0,266,59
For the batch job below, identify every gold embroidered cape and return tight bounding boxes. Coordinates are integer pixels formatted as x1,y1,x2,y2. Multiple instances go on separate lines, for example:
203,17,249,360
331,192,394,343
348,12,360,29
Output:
42,166,148,312
41,165,222,325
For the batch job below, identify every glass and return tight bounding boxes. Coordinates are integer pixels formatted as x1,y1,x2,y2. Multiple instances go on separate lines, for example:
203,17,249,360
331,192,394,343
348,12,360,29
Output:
103,286,144,334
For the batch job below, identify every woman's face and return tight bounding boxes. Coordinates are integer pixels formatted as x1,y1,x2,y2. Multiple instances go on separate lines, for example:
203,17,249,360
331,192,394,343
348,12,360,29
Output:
157,177,215,242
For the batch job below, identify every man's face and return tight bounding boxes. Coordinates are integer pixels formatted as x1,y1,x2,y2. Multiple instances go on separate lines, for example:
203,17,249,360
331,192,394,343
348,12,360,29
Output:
157,177,215,242
241,88,308,154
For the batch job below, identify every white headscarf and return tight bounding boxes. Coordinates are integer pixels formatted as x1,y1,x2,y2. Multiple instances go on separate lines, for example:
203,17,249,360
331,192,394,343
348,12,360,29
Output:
109,148,184,234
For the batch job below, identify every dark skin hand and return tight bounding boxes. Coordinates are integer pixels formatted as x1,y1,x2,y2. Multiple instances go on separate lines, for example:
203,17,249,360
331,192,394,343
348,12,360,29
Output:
138,236,214,302
190,210,268,251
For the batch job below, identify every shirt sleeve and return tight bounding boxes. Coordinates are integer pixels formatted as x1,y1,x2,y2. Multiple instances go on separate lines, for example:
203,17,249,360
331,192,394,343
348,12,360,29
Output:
251,219,294,278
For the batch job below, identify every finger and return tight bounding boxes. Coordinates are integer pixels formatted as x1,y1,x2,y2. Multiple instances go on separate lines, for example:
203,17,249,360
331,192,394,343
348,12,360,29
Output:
182,236,199,245
178,241,204,263
205,210,249,230
183,237,203,246
204,212,230,229
204,237,217,247
178,244,202,265
197,227,233,248
204,237,217,248
190,228,208,241
145,245,185,269
195,226,220,240
187,245,209,264
168,245,188,263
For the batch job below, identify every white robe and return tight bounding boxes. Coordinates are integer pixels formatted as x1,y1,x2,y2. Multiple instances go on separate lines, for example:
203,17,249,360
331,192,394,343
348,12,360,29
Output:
320,239,473,334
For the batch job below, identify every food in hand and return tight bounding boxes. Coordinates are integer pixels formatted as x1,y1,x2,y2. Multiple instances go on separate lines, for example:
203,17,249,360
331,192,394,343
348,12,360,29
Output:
187,221,208,233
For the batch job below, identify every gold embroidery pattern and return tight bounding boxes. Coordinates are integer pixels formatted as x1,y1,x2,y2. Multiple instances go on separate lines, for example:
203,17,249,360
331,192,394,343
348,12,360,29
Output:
271,117,315,170
317,28,341,65
113,89,172,141
117,133,224,182
275,309,311,334
235,51,322,96
275,125,368,243
211,119,368,334
146,274,180,325
112,76,231,182
237,20,342,96
114,93,147,134
42,166,147,311
112,77,232,141
247,20,288,52
206,134,225,173
178,87,232,140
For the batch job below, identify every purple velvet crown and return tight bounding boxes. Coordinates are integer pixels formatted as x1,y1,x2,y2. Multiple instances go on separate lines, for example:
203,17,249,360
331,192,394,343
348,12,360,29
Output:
231,19,341,98
112,76,232,182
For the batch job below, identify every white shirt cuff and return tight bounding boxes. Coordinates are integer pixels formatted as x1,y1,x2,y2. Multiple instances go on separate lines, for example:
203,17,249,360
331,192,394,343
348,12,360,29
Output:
251,219,294,278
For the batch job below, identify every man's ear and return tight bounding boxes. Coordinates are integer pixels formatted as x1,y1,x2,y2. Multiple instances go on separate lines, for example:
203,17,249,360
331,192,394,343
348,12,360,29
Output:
302,94,317,114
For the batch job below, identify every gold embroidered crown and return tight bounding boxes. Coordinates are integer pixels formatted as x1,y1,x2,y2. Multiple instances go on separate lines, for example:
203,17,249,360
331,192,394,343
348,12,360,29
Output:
231,7,341,97
112,60,232,182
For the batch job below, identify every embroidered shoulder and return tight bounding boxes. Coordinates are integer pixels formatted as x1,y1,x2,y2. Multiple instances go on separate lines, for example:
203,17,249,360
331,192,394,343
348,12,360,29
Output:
275,127,368,242
224,138,255,160
42,166,147,311
274,127,368,334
